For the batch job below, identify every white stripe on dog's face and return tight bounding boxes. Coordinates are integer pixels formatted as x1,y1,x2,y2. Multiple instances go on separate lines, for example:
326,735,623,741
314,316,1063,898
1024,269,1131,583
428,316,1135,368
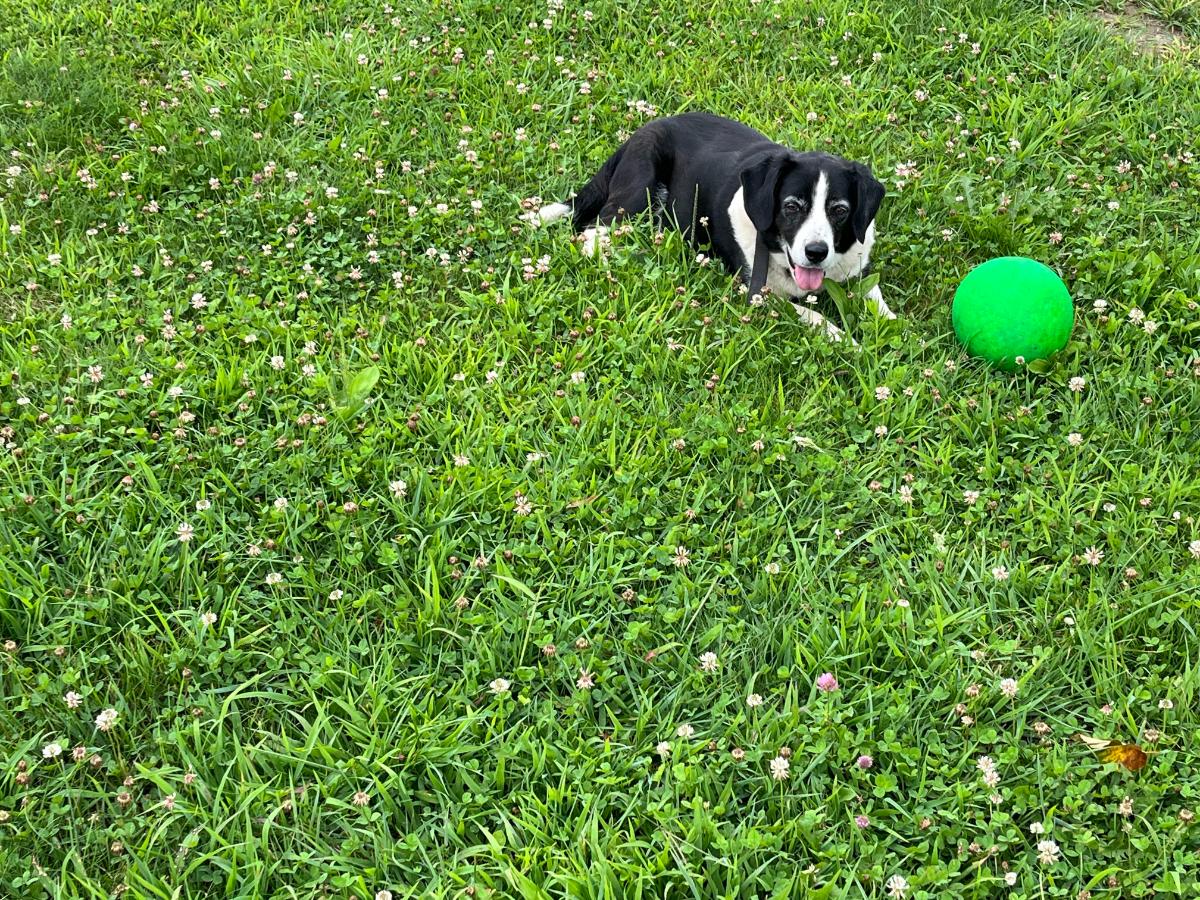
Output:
787,172,833,268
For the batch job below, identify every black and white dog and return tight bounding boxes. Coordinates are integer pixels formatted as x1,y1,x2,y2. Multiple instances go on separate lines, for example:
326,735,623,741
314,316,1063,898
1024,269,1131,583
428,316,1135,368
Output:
536,112,894,341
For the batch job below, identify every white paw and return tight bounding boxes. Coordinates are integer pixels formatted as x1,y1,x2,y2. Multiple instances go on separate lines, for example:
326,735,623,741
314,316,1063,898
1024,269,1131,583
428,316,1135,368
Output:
537,202,571,226
794,304,857,347
827,323,861,349
866,284,896,320
579,226,610,257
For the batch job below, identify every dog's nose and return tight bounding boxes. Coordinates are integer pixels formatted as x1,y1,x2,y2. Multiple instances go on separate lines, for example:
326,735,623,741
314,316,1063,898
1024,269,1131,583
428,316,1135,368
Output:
804,241,829,264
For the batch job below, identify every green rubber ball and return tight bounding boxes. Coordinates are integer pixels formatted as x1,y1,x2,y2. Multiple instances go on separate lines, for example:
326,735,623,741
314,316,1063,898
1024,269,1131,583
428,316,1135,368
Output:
952,257,1074,372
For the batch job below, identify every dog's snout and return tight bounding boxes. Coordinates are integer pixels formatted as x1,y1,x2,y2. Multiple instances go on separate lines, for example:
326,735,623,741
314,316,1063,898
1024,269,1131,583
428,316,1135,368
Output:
804,241,829,264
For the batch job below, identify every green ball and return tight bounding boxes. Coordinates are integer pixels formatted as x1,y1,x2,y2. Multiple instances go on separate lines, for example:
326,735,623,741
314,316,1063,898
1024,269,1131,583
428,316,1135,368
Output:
952,256,1074,372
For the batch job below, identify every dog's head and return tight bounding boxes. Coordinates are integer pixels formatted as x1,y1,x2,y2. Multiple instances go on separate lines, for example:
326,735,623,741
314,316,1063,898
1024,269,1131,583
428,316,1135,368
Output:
740,150,884,293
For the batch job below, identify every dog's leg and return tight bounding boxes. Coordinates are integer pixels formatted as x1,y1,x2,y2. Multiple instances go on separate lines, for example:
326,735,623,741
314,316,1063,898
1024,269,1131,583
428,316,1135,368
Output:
792,303,855,345
594,140,659,225
580,157,658,258
866,284,896,320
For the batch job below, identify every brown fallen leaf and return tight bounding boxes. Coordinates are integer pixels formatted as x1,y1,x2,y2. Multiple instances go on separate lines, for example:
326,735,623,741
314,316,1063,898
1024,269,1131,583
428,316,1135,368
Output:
1072,733,1149,771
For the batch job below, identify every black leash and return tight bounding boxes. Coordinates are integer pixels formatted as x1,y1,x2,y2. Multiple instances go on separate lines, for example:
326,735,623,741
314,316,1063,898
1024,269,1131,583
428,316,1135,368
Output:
749,234,770,298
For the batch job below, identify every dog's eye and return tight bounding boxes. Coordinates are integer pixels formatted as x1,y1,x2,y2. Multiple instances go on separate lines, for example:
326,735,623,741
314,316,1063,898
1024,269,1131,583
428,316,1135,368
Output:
828,204,850,223
781,199,805,217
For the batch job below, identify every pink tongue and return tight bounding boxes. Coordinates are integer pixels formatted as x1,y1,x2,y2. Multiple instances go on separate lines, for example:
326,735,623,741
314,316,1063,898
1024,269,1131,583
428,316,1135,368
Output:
792,265,824,292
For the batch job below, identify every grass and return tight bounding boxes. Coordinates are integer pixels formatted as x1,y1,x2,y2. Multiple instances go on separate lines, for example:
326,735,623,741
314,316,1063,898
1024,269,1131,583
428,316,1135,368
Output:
1,0,1199,897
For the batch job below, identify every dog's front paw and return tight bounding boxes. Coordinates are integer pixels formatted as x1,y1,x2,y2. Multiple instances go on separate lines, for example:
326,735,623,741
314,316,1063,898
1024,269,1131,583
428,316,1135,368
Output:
794,304,859,348
826,322,861,349
866,284,896,320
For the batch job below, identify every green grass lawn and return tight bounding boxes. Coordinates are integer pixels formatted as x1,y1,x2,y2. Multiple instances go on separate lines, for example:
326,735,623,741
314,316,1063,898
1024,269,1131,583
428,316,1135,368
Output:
2,0,1200,896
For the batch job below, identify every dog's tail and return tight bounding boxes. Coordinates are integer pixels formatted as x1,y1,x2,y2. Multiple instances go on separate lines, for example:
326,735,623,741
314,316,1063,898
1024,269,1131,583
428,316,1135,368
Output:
537,144,626,228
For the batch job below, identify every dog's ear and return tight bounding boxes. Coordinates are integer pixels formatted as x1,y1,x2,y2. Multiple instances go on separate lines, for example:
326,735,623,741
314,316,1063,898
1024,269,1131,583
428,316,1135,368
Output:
740,151,789,233
850,162,885,244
